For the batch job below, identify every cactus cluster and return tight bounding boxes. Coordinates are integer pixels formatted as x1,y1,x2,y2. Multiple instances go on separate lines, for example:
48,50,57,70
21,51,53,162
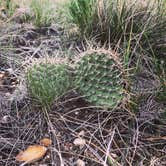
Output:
74,50,125,108
27,62,71,106
26,49,126,109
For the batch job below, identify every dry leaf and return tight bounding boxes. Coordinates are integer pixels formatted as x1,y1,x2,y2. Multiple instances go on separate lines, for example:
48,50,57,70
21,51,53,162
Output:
16,145,47,163
40,138,52,147
73,138,86,146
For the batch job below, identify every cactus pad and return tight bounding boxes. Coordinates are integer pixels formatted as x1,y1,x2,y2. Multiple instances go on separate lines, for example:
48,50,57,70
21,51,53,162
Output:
75,49,125,108
27,63,71,106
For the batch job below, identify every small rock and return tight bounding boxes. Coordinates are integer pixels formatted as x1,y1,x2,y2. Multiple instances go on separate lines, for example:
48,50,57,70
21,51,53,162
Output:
1,115,11,123
6,68,14,75
73,138,86,146
76,159,85,166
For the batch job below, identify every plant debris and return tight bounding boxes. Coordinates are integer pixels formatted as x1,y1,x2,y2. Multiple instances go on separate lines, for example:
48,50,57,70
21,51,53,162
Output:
16,145,47,164
40,138,52,147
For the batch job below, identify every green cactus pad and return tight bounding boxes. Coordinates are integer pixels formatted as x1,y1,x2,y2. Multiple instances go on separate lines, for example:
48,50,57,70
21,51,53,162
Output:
75,50,125,108
27,63,71,106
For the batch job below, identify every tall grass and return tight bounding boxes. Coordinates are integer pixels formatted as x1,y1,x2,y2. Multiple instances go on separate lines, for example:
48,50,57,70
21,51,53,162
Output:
30,0,55,27
69,0,95,35
68,0,166,65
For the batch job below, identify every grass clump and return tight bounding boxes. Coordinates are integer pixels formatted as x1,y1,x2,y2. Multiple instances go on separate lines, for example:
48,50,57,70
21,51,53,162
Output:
68,0,166,60
68,0,139,41
69,0,95,35
30,0,55,27
27,62,72,106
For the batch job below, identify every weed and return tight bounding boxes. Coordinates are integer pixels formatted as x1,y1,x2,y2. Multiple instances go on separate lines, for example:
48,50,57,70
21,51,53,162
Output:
69,0,95,35
68,0,166,68
30,0,55,27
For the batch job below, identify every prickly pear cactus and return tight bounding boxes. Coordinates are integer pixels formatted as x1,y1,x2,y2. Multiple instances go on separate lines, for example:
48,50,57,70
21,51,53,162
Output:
75,49,125,108
27,62,71,106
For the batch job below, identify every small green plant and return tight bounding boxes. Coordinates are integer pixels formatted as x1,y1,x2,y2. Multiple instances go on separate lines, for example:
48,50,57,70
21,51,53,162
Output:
30,0,55,27
74,49,127,109
27,62,72,106
69,0,95,35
